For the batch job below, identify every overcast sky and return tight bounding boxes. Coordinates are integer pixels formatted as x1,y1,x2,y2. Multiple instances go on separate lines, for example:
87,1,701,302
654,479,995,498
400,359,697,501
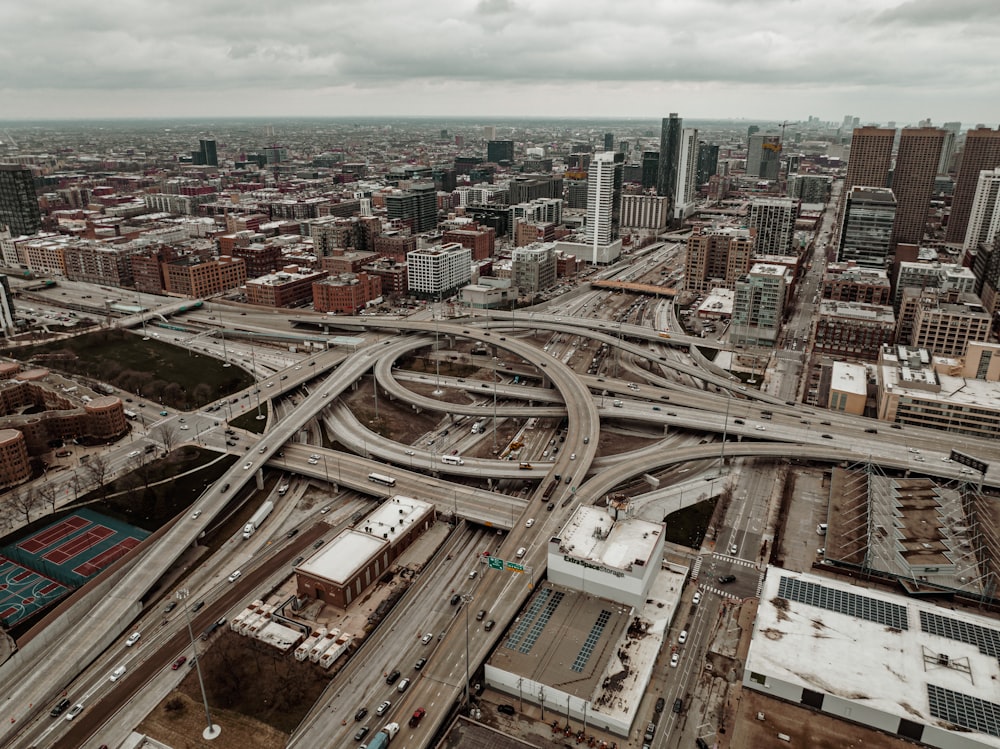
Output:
2,0,998,125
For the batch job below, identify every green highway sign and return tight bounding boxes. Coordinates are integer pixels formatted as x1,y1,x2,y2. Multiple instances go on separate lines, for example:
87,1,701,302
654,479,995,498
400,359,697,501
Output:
488,556,504,570
506,562,525,573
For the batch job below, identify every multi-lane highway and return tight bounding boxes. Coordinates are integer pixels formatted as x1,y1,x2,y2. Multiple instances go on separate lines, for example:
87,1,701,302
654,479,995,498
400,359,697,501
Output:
4,266,999,748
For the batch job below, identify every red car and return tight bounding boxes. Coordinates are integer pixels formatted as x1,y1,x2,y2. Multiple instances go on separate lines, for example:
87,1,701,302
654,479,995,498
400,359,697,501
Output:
171,656,187,670
409,707,426,728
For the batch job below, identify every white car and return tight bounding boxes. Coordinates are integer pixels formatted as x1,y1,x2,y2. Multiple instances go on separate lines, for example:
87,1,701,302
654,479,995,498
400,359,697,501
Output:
179,425,190,430
525,518,535,528
670,652,680,668
730,544,738,555
678,630,688,644
376,700,392,716
307,458,319,465
421,632,433,645
754,425,766,431
570,453,576,460
405,449,415,456
127,450,141,458
692,591,701,606
191,510,202,519
243,462,253,470
125,631,141,647
109,665,126,682
228,570,242,583
65,703,84,721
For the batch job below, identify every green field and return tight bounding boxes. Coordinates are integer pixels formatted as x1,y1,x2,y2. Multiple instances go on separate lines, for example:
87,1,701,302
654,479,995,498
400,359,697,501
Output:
5,329,254,410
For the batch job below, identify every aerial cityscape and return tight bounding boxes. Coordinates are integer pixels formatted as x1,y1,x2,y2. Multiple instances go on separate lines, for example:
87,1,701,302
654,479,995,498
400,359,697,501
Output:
2,4,1000,749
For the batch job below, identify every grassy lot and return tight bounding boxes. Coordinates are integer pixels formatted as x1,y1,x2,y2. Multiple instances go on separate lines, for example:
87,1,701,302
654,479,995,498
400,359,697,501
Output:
5,329,254,410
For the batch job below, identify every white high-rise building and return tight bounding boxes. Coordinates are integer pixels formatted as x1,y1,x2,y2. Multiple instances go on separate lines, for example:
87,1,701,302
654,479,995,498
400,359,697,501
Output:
406,243,472,297
963,168,1000,251
585,152,621,251
673,127,699,220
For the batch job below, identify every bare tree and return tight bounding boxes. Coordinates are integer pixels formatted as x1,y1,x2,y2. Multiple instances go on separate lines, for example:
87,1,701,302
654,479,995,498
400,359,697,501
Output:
36,481,59,514
82,454,111,497
8,487,41,524
153,422,179,453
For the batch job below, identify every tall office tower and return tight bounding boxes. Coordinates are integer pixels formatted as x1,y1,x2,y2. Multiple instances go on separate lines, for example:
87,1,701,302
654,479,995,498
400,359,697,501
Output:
0,165,41,236
696,143,719,186
946,127,1000,244
406,243,472,297
604,133,614,151
656,114,682,200
673,128,699,219
641,151,659,189
0,275,15,336
483,125,497,140
585,152,623,249
748,198,797,255
746,134,781,180
837,187,897,268
385,183,438,233
843,127,895,192
487,140,514,164
963,168,1000,251
890,127,945,248
199,138,218,167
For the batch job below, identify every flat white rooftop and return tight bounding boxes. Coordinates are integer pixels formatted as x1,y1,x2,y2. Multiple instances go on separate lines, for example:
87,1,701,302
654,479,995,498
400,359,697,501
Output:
556,506,661,572
358,495,433,544
830,361,867,396
298,530,386,585
748,568,1000,747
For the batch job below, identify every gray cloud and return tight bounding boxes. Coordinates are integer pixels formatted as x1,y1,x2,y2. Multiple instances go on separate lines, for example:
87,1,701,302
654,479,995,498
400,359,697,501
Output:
0,0,997,122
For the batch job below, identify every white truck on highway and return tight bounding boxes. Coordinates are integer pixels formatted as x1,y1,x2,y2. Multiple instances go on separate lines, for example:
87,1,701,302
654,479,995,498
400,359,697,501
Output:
366,723,400,749
242,500,274,539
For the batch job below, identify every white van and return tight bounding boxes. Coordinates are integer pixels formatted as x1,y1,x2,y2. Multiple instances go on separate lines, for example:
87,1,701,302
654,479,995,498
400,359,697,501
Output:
441,455,464,466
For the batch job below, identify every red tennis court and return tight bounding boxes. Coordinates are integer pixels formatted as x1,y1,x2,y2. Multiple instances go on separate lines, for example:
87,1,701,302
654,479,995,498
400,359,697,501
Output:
42,526,114,565
73,537,142,577
17,516,89,553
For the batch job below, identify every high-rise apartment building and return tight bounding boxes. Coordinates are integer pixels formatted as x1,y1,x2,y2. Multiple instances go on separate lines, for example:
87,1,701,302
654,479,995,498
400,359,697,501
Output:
837,187,897,268
487,140,514,164
963,168,1000,251
603,133,614,151
673,128,699,219
746,134,781,180
641,151,659,189
0,165,41,236
843,127,895,193
199,138,218,167
512,242,557,294
620,195,669,232
585,152,622,249
730,264,791,347
508,174,563,204
385,183,438,233
406,243,472,298
748,198,797,255
946,127,1000,244
696,143,719,186
889,127,945,248
656,114,682,201
684,226,755,293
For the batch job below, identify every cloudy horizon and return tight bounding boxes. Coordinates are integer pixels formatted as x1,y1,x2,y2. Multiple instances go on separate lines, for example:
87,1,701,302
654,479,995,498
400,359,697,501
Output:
2,0,998,126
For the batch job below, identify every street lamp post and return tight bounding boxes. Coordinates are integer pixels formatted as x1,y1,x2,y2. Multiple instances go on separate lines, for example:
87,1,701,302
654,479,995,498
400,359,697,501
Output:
177,588,220,740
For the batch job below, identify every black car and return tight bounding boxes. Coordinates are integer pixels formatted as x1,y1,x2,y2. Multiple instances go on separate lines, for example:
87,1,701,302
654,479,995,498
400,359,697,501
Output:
286,529,299,538
415,658,427,670
450,594,461,606
673,697,683,713
50,698,71,717
497,704,516,715
386,669,401,685
546,502,555,511
821,434,833,439
163,601,177,613
354,707,368,721
313,539,325,548
354,726,369,741
654,697,665,713
191,600,205,612
718,574,736,584
696,739,710,749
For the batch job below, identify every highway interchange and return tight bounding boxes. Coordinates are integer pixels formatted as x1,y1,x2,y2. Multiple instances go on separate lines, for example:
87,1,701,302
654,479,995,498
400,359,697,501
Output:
3,238,1000,748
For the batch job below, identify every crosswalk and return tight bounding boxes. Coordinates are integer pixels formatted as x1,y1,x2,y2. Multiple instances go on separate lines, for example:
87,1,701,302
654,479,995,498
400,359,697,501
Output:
711,552,759,570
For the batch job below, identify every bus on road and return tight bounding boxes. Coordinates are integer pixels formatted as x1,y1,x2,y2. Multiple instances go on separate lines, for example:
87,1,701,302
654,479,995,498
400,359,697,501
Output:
368,472,397,487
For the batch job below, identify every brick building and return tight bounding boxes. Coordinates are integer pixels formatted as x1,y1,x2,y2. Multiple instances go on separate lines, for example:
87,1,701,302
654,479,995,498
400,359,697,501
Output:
245,265,327,308
441,225,495,260
164,255,247,298
312,272,382,314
